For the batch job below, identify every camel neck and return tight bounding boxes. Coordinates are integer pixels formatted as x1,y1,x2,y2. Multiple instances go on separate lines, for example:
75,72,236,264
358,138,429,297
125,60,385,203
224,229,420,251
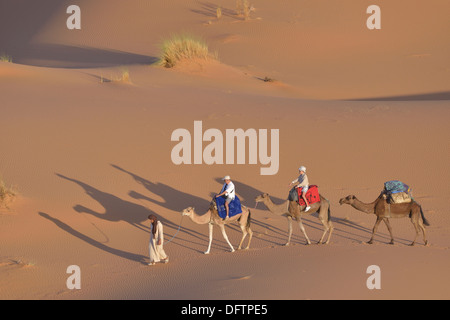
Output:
263,196,287,215
190,209,212,224
351,198,377,214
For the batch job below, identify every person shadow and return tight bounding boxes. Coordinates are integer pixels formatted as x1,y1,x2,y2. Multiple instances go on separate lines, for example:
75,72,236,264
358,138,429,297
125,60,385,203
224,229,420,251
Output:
38,211,147,264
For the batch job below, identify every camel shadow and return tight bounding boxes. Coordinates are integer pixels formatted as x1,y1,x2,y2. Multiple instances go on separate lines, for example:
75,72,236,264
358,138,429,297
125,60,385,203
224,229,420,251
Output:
293,208,414,245
56,173,219,254
330,215,414,245
111,164,209,212
56,173,157,232
212,177,285,205
38,211,147,264
111,165,293,247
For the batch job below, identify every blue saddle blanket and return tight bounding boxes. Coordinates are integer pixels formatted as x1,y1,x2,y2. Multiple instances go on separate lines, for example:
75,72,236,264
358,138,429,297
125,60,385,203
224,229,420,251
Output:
215,196,243,219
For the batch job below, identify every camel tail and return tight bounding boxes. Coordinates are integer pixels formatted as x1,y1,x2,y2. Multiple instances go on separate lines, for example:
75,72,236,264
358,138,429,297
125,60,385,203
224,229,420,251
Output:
327,201,331,222
322,196,331,222
246,209,252,231
420,205,430,226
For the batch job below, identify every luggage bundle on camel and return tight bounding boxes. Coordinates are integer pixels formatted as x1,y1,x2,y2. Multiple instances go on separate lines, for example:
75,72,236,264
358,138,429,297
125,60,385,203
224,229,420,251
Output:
383,180,413,204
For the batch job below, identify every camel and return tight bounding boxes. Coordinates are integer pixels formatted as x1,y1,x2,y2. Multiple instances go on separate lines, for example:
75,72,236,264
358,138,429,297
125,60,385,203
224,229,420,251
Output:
339,194,430,246
255,193,333,245
181,199,253,254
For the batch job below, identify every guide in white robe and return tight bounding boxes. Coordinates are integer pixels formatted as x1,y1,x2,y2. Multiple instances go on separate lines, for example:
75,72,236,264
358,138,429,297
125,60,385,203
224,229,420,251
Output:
149,220,168,265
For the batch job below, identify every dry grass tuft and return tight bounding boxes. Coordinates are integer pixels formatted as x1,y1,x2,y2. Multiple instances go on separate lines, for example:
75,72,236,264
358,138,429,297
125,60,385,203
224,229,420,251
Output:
236,0,253,20
0,177,17,209
263,76,275,82
159,34,217,68
0,54,12,62
216,6,222,19
115,69,130,83
100,68,131,84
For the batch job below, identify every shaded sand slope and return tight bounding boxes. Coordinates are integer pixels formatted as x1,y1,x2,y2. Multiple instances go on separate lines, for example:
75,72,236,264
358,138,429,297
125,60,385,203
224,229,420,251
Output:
1,0,449,98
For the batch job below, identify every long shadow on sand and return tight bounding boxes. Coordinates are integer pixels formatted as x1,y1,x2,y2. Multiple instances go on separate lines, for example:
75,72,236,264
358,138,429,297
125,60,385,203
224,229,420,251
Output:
10,43,158,68
56,173,158,232
111,164,285,212
39,211,147,264
349,91,450,101
55,173,220,254
112,164,299,246
110,166,415,246
111,164,210,212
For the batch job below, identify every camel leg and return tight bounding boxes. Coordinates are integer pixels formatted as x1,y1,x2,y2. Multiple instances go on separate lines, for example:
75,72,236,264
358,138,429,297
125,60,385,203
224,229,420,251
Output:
418,219,428,246
204,223,214,254
318,220,331,245
317,205,331,244
246,227,253,250
411,210,429,246
368,217,383,244
285,216,293,246
297,217,312,245
324,221,334,244
219,224,235,252
409,216,421,247
238,223,253,250
244,210,253,249
383,218,395,245
237,224,248,250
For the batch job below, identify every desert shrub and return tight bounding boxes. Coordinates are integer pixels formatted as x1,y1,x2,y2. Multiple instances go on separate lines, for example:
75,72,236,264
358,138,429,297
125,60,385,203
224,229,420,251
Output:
236,0,252,20
0,54,12,62
216,6,222,19
0,177,16,208
159,34,216,68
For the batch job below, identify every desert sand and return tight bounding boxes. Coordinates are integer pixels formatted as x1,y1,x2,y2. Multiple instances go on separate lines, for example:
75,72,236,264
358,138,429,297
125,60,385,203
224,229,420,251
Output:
0,0,449,301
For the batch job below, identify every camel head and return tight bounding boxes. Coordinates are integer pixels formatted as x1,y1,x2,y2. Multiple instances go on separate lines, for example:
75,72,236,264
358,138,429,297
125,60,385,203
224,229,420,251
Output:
181,207,195,216
339,195,356,205
255,193,269,203
209,198,218,212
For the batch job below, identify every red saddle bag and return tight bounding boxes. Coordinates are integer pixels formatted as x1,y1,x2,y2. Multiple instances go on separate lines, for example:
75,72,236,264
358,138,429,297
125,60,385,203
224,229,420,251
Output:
297,185,320,206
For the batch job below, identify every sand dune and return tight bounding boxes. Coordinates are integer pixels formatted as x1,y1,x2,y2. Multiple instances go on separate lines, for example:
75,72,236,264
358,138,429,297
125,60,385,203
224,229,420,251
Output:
0,0,449,300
